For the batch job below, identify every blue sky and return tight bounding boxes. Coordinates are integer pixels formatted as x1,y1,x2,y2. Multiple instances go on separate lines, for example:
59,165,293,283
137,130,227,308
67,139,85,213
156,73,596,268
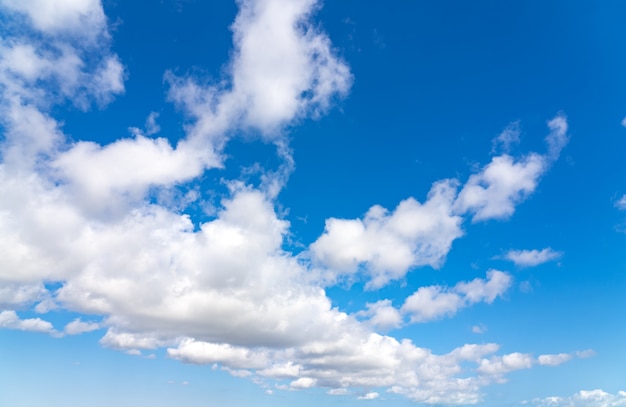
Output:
0,0,625,406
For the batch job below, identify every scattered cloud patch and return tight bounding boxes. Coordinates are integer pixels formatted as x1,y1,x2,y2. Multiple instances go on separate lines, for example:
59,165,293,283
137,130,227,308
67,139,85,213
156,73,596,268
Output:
492,121,521,154
358,392,380,400
0,310,57,335
311,180,463,289
537,353,572,367
527,389,626,407
355,299,403,330
64,318,100,335
401,270,512,323
504,248,562,267
472,324,487,334
0,0,576,404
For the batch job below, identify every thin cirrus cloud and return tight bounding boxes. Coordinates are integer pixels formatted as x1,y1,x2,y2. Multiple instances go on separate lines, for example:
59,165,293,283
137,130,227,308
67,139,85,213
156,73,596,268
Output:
0,0,586,405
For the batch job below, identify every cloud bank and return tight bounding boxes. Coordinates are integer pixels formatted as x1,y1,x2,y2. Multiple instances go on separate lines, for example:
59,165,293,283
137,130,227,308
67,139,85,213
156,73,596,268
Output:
0,0,579,404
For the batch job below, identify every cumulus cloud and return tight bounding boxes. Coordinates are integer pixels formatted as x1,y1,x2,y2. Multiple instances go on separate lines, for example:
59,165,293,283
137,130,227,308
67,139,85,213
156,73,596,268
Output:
0,0,575,404
504,248,563,267
0,0,106,38
0,283,48,308
167,0,352,141
537,353,572,367
528,389,626,407
311,180,463,289
64,318,100,335
358,392,380,400
311,116,569,289
478,350,594,381
0,310,57,335
401,270,512,323
355,299,403,330
477,352,534,378
454,153,546,222
455,114,568,222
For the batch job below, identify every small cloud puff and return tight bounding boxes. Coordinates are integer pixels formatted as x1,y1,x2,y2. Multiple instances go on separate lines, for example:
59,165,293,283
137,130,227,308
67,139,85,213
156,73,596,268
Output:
504,248,562,267
358,392,380,400
472,324,487,334
615,195,626,211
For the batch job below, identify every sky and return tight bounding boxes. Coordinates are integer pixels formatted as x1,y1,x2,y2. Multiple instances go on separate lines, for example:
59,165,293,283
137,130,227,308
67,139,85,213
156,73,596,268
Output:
0,0,625,406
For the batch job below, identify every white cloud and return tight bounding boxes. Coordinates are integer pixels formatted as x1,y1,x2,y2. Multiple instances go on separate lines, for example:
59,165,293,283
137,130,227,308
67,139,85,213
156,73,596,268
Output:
358,392,380,400
545,114,569,160
0,0,106,39
0,310,57,334
328,388,349,395
290,377,318,389
167,0,352,142
311,180,463,289
0,0,124,120
528,389,626,407
615,195,626,210
52,136,213,210
0,283,47,308
576,349,596,359
258,362,302,379
145,112,161,136
504,248,562,267
472,324,487,334
0,0,575,404
401,270,512,323
477,352,534,377
64,318,100,335
454,153,546,222
355,299,403,330
537,353,572,367
492,121,520,154
455,115,568,222
478,350,594,380
169,339,269,369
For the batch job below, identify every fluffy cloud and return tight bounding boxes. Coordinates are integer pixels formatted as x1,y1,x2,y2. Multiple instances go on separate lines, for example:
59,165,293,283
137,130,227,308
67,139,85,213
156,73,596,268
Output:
455,115,568,222
167,0,352,142
454,153,546,222
311,180,463,289
0,310,57,334
528,389,626,407
504,248,563,267
537,353,572,367
401,270,512,323
0,283,48,308
64,318,100,335
478,351,592,381
311,117,569,289
0,0,576,404
358,392,380,400
0,0,106,38
355,299,403,331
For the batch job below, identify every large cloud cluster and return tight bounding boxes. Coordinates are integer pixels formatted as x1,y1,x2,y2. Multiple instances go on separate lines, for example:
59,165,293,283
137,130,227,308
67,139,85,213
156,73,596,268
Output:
0,0,583,404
